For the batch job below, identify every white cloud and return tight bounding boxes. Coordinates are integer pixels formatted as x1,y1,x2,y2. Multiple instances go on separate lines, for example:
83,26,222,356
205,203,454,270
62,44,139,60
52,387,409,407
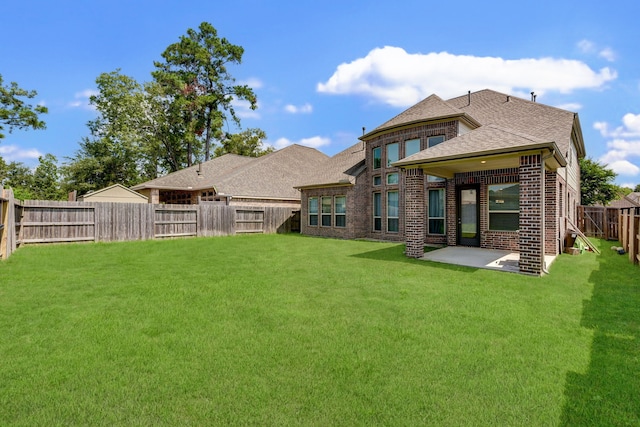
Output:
284,103,313,114
68,89,98,110
232,99,261,119
0,145,43,162
595,113,640,176
269,136,331,150
239,77,264,89
577,39,616,62
317,46,617,107
555,103,582,111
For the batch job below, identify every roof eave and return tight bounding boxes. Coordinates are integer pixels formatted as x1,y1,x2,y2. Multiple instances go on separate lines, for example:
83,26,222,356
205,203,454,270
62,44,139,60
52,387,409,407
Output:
360,113,481,141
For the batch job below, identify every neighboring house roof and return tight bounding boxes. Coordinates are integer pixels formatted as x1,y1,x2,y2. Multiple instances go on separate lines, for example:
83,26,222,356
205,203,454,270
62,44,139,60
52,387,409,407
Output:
295,142,366,189
132,144,329,201
608,194,640,208
79,184,149,203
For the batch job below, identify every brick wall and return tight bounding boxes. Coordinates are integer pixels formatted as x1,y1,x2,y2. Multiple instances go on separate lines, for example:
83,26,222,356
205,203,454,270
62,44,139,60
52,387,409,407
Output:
545,170,558,255
518,155,543,275
405,168,425,257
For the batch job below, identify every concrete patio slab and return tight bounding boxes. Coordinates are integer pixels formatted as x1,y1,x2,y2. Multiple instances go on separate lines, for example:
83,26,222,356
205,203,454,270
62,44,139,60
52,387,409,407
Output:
420,246,556,274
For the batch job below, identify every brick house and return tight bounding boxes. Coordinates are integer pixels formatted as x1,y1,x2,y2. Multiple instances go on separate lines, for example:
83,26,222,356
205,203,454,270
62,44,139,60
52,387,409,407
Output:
296,89,585,275
132,144,328,208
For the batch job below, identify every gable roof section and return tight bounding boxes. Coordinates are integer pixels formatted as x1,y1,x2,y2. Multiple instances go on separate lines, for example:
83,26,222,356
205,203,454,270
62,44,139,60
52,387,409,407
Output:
81,183,148,200
214,144,329,199
362,94,481,139
132,145,329,201
446,89,583,160
394,124,564,167
295,142,366,189
131,154,254,191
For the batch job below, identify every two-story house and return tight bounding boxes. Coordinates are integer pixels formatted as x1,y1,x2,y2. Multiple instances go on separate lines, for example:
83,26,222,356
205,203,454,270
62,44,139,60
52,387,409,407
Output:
296,89,585,275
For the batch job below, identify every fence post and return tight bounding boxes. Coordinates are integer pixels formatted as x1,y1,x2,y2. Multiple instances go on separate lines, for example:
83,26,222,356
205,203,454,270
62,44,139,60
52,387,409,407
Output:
629,210,636,264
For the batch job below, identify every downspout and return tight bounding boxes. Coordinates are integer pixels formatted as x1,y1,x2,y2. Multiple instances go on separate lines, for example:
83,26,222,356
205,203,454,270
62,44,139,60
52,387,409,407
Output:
540,149,556,274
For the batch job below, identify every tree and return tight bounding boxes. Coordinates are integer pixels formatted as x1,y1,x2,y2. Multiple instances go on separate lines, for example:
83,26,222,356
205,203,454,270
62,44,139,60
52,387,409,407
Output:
32,154,65,200
152,22,258,163
634,183,640,193
214,128,273,157
0,74,48,139
579,157,618,206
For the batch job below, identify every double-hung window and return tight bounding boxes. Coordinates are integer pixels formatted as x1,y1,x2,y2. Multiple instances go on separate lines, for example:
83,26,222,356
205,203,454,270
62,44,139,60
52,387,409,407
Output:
387,191,399,232
428,189,445,234
309,197,318,226
405,139,420,157
334,196,346,227
373,147,381,169
321,196,332,227
488,183,519,231
373,193,382,231
386,143,399,167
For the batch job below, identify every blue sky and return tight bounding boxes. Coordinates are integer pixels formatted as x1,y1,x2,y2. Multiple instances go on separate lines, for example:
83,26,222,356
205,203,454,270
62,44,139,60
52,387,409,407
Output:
2,0,639,187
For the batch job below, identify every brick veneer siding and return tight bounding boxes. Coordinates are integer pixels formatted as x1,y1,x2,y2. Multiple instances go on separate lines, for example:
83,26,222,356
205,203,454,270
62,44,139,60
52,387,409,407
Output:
300,174,369,239
545,170,559,255
405,168,425,257
519,155,543,275
366,121,458,242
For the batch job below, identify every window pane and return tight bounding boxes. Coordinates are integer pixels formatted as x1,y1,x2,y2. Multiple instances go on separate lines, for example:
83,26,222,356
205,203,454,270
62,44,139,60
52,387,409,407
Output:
321,197,332,213
386,143,399,167
429,219,445,234
427,175,445,182
428,135,445,148
373,175,381,186
309,197,318,214
335,215,346,227
374,217,382,231
405,139,420,157
489,184,519,211
428,189,444,217
309,215,318,226
322,215,331,227
373,193,381,216
387,173,398,185
373,147,381,169
387,191,399,218
489,213,519,231
388,218,399,232
334,196,346,214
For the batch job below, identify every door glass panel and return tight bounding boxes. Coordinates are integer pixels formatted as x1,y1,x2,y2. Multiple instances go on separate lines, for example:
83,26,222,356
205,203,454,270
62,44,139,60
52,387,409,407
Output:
460,189,477,239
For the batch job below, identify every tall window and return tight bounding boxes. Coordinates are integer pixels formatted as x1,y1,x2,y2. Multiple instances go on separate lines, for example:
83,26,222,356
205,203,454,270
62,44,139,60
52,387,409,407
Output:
405,139,420,157
387,191,399,232
488,183,519,231
428,189,445,235
373,147,381,169
309,197,318,226
428,135,445,148
373,193,381,231
386,143,399,167
334,196,346,227
321,196,332,227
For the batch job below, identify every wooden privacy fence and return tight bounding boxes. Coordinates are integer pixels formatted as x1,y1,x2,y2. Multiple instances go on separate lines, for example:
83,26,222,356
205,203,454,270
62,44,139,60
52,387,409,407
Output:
1,198,300,259
619,207,640,266
0,187,18,260
577,205,620,241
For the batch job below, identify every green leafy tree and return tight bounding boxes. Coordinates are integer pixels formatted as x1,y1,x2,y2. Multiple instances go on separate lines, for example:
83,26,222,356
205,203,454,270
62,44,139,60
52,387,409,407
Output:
32,154,65,200
634,184,640,193
0,74,48,139
579,157,618,206
0,160,35,200
214,128,273,157
152,22,258,164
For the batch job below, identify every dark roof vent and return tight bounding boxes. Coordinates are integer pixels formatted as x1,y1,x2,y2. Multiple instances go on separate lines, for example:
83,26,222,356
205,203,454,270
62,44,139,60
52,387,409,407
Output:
467,90,471,105
530,91,537,102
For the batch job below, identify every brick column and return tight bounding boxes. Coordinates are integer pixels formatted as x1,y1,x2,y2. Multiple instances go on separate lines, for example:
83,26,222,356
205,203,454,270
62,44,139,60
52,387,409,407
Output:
150,188,160,204
519,155,543,275
405,168,425,258
545,170,558,255
446,179,457,246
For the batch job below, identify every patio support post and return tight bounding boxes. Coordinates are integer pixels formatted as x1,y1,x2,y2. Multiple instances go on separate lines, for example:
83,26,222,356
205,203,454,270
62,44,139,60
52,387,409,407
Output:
150,188,159,204
519,154,543,275
404,168,425,258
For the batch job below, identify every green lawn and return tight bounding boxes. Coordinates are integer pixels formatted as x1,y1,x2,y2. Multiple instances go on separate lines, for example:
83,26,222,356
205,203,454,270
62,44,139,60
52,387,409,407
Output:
0,234,637,426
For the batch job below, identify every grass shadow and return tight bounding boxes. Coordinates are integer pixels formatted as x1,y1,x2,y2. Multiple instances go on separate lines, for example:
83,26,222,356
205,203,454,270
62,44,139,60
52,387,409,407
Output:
351,244,479,273
560,243,640,425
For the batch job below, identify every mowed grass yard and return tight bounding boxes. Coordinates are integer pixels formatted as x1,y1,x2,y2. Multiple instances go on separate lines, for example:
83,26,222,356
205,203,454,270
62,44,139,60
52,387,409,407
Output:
0,234,638,426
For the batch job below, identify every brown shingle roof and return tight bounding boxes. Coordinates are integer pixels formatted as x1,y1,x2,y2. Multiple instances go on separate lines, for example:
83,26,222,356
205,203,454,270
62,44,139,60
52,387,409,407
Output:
295,142,366,189
364,94,480,138
132,145,328,200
